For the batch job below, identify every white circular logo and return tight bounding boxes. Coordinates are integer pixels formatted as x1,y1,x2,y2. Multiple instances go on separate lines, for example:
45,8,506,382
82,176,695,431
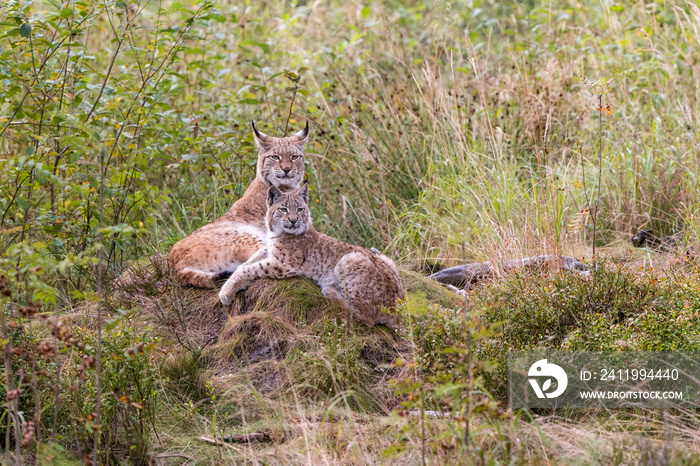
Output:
528,359,568,399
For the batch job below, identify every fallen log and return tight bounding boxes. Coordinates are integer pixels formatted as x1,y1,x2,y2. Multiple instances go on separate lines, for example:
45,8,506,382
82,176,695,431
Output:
199,431,273,447
198,436,243,452
221,431,273,443
428,255,589,288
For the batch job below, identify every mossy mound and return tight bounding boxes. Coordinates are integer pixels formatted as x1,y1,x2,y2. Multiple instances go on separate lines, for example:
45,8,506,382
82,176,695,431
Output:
111,255,459,409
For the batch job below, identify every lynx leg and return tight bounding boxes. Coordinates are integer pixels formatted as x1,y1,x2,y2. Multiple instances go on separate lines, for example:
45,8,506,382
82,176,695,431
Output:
321,286,349,307
178,268,218,288
322,285,355,327
245,248,268,265
170,226,266,288
218,249,269,304
219,259,295,305
220,262,265,305
335,252,402,330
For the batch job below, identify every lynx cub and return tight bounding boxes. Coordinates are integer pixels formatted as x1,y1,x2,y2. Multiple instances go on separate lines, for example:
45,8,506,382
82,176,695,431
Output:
219,184,403,329
169,122,309,287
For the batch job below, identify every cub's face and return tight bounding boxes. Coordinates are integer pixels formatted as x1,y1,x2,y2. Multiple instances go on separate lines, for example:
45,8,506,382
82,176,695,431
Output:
266,184,311,235
253,122,309,189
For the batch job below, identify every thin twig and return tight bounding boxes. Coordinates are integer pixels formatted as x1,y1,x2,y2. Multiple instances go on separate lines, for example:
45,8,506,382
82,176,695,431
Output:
30,355,41,446
283,86,298,136
84,38,123,123
93,147,106,464
592,93,604,266
1,300,15,463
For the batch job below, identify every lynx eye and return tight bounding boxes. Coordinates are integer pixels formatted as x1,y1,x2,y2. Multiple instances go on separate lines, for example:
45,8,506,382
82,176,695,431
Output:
296,207,304,213
279,207,288,213
269,155,281,161
291,155,301,161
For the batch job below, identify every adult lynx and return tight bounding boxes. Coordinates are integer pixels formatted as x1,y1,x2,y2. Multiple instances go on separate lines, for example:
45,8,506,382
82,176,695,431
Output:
169,122,309,287
219,184,403,329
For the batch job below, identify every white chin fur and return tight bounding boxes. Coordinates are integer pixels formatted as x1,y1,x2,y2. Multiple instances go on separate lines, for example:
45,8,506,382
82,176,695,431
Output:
269,175,298,189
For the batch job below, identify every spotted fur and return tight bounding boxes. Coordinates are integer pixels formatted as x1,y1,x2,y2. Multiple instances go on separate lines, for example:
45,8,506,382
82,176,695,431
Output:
219,185,403,329
169,122,309,287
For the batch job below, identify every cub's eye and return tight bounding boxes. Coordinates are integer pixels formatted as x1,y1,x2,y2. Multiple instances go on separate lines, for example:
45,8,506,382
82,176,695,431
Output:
296,207,304,213
279,207,288,213
269,155,281,161
291,155,301,161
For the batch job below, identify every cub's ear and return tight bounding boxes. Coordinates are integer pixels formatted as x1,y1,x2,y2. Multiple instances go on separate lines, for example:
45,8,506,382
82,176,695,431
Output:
290,120,309,147
252,121,274,150
297,183,309,203
267,185,283,207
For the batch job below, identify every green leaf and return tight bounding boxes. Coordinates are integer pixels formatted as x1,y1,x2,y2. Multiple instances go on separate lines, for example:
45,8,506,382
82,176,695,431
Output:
361,6,371,18
239,39,269,54
283,69,300,83
19,23,32,38
60,8,74,18
610,4,624,12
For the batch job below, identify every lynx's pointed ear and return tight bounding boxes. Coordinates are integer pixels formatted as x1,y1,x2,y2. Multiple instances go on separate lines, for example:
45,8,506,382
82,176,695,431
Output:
297,183,309,203
252,121,274,150
267,185,283,207
290,120,309,147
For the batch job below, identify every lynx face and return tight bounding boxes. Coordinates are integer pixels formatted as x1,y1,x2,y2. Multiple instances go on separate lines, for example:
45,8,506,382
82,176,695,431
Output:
254,122,308,189
266,184,310,235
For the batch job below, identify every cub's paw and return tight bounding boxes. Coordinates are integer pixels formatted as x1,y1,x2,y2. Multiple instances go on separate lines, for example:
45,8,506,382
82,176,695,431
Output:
219,287,235,306
219,276,248,305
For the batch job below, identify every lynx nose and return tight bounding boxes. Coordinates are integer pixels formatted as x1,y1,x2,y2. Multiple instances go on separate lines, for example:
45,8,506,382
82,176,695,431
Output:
288,214,299,225
282,166,292,174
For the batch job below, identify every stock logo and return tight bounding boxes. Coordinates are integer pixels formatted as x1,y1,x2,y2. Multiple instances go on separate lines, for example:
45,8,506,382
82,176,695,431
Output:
528,359,568,399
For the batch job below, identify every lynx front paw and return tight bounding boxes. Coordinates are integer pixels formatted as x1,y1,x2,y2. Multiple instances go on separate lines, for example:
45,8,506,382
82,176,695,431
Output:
219,280,241,305
219,287,235,306
219,275,247,305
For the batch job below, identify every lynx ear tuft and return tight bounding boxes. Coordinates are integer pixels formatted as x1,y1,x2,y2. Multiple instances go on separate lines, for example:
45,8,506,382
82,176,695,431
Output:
267,185,283,206
297,183,309,203
252,121,274,150
291,120,309,146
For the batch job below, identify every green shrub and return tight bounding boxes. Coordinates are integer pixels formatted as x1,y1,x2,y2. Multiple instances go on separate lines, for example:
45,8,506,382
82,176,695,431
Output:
470,261,700,400
51,317,161,464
